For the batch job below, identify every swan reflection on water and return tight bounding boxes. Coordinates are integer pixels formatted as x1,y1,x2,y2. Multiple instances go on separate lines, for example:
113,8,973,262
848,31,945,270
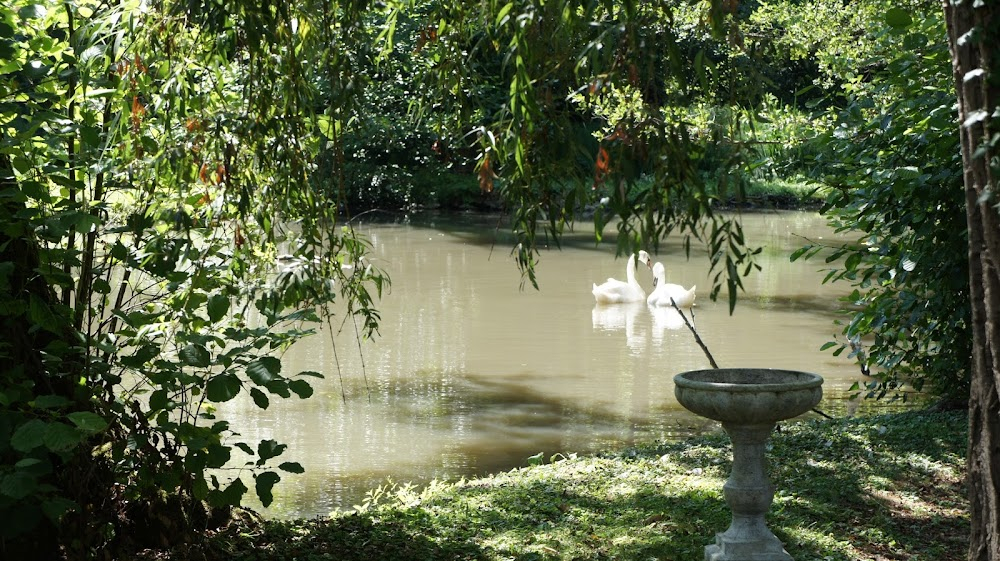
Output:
592,302,695,350
591,302,648,352
650,305,687,344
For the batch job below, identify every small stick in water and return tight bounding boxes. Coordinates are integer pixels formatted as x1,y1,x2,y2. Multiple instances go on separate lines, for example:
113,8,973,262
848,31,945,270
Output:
670,297,719,369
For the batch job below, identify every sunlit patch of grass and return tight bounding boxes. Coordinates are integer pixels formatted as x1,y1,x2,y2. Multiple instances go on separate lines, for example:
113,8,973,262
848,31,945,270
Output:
138,409,968,561
779,524,863,561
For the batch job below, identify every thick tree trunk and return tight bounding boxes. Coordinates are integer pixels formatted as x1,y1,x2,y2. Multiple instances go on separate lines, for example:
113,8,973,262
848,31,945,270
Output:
943,1,1000,559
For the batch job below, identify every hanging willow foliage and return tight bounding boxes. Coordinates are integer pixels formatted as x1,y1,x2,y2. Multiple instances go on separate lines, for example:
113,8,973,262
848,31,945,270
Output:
391,0,762,298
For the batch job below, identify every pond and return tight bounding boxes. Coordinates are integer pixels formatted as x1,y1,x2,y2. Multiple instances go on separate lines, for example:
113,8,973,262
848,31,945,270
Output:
219,210,903,519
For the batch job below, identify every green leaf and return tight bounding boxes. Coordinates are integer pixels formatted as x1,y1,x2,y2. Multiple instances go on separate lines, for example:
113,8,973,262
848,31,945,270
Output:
844,253,862,272
789,245,812,262
32,395,70,409
288,379,313,399
42,422,82,452
66,411,108,434
247,356,281,385
257,439,287,462
234,442,254,456
193,476,209,500
0,472,37,500
296,370,324,379
255,471,281,508
92,278,111,294
149,389,168,411
64,212,101,234
11,419,46,452
205,444,231,469
265,380,290,398
902,32,928,50
29,294,63,334
180,344,211,367
885,8,912,29
14,458,42,470
18,4,47,20
250,387,269,409
278,462,305,474
42,497,76,524
213,478,247,507
496,2,514,25
110,241,129,261
20,180,50,202
206,374,241,402
819,341,838,351
120,344,160,368
207,294,230,323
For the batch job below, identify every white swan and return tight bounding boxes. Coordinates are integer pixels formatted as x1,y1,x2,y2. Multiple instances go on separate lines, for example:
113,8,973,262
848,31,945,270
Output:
647,261,696,308
592,250,652,304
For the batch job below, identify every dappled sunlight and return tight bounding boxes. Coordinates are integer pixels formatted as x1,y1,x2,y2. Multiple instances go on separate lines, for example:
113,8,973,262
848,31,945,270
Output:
777,525,865,560
151,411,968,561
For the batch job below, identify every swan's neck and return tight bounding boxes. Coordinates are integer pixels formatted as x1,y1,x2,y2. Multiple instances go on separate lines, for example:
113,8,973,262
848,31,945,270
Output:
626,253,637,285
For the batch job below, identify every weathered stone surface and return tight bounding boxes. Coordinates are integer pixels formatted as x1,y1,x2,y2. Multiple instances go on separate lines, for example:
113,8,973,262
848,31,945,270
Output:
674,369,824,561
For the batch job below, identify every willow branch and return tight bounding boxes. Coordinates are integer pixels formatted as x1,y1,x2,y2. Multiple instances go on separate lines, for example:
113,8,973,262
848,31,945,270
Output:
670,297,718,369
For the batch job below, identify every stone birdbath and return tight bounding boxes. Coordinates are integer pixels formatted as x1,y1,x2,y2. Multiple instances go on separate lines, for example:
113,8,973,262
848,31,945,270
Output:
673,368,823,561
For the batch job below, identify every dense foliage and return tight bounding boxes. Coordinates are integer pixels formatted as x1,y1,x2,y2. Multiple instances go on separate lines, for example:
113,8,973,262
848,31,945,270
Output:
1,1,386,556
779,1,970,402
1,0,989,556
1,0,766,555
400,0,770,302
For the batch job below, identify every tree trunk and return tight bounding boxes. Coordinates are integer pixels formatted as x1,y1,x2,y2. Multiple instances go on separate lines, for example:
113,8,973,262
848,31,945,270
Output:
943,1,1000,559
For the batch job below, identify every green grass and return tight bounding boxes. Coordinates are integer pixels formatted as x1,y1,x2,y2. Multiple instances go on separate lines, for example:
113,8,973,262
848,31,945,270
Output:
712,175,829,209
137,409,969,561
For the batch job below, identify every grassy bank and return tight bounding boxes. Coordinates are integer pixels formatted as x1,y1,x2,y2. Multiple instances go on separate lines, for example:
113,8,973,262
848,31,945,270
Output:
139,409,968,560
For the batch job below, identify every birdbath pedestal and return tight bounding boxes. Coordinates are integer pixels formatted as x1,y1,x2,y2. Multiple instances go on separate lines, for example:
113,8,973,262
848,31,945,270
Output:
674,369,823,561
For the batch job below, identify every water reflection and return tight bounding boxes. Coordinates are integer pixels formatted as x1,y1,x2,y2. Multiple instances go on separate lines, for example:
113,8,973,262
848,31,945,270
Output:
220,210,919,519
592,303,648,353
650,306,687,337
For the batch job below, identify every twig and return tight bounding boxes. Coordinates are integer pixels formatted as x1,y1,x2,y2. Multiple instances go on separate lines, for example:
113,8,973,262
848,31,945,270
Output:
811,407,834,419
670,297,719,369
326,315,348,404
352,313,372,404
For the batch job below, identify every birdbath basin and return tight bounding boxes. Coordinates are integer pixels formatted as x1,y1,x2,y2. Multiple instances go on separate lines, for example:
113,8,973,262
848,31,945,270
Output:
674,369,823,561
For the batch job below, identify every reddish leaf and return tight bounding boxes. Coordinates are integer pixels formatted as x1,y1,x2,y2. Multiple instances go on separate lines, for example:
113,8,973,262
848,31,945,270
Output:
593,146,610,188
478,155,495,193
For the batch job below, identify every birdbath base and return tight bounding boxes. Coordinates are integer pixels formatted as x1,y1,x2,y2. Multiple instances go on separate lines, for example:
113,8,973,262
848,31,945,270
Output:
704,512,793,560
706,537,792,561
702,422,793,561
673,369,824,561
